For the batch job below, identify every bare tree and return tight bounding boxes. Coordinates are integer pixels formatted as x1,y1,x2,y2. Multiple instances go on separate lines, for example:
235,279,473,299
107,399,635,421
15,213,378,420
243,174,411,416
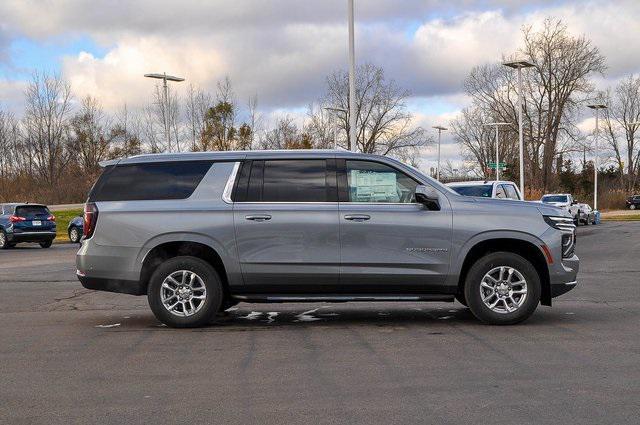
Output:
69,96,114,172
461,18,606,190
602,76,640,189
314,63,430,161
260,115,312,150
184,84,211,152
22,72,73,193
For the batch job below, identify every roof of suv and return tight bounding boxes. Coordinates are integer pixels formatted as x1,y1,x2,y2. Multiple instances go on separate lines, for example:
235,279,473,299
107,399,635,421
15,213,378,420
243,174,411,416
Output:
100,149,401,167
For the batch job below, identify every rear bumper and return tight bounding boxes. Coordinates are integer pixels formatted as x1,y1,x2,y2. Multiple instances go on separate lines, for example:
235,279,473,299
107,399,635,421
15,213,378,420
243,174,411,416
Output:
7,231,56,243
78,273,146,295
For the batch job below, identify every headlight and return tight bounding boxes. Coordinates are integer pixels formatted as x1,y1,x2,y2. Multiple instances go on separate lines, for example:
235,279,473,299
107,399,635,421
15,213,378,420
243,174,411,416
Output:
543,215,575,232
543,215,576,258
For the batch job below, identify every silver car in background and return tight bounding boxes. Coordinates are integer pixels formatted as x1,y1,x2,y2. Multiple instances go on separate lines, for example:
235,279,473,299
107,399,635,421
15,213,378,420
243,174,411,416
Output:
77,150,579,328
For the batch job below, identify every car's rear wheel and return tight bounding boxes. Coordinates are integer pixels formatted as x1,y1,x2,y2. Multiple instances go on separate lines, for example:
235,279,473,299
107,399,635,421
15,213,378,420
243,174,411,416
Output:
0,229,9,249
630,204,636,210
464,252,541,325
147,256,222,328
69,226,81,243
39,240,52,248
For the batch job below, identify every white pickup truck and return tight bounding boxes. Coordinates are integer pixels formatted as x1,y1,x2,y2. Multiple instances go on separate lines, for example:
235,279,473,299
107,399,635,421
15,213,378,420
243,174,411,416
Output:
540,193,580,223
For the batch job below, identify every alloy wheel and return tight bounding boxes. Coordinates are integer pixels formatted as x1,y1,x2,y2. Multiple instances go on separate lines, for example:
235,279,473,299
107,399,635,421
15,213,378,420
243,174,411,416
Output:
160,270,207,317
479,266,528,314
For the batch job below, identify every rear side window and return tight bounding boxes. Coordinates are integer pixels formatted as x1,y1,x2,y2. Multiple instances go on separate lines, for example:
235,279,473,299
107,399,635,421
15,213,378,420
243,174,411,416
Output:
90,161,212,202
262,160,329,202
504,184,520,200
15,205,50,217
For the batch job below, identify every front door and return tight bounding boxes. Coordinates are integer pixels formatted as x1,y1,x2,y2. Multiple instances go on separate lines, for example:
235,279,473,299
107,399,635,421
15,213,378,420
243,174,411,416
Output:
338,159,452,293
233,158,340,293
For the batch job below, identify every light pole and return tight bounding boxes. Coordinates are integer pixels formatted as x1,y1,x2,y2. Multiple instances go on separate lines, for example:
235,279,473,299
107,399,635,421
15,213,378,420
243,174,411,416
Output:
347,0,357,152
587,103,607,210
324,107,347,149
432,125,447,181
483,122,510,180
144,72,185,150
503,60,535,196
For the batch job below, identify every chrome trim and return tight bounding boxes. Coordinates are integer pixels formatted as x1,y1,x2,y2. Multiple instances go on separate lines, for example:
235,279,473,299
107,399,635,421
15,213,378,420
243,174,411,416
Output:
10,231,57,235
564,280,577,286
222,162,241,204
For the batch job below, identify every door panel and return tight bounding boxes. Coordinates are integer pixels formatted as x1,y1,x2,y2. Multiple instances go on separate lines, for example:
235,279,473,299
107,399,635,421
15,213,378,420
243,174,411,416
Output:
233,203,339,292
338,159,452,293
339,203,452,292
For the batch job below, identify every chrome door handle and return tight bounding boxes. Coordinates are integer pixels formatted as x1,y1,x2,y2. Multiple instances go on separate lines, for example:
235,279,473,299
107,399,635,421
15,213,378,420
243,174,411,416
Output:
245,214,272,221
344,214,371,221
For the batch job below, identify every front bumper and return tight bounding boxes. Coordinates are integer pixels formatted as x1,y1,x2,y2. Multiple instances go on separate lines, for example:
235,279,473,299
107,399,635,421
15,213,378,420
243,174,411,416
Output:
549,254,579,298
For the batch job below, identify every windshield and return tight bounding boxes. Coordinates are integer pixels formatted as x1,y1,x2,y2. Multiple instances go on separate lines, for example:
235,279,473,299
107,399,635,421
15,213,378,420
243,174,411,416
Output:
451,185,493,197
541,195,568,203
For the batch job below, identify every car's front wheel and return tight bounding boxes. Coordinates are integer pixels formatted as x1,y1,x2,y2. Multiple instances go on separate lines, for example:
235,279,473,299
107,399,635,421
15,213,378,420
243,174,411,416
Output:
147,256,223,328
464,252,541,325
630,204,636,210
0,229,9,249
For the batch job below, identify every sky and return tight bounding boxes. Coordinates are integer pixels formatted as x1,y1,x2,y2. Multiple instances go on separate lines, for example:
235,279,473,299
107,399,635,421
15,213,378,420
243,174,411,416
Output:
1,0,640,172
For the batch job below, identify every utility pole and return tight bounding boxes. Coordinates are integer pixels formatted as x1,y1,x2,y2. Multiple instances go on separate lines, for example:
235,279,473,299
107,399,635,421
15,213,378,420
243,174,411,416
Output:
347,0,357,152
432,126,447,181
587,103,607,210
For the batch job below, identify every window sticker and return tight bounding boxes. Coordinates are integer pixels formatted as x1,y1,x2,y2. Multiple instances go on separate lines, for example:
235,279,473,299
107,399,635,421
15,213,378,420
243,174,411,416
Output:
350,170,399,202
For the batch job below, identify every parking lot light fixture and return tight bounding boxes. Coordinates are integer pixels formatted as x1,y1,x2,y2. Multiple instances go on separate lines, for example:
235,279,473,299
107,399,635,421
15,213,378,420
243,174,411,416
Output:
503,60,535,196
587,103,607,210
432,126,447,181
144,72,185,151
483,122,510,180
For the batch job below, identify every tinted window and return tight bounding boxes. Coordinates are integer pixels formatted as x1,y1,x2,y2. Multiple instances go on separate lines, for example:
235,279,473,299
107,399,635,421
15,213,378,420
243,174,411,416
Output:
90,161,212,202
346,160,418,203
451,185,493,198
260,160,329,202
541,195,568,203
504,184,520,200
15,205,50,218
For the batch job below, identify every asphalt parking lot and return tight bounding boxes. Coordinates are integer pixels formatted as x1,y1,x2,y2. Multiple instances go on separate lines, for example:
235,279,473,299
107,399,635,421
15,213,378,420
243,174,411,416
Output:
1,222,639,424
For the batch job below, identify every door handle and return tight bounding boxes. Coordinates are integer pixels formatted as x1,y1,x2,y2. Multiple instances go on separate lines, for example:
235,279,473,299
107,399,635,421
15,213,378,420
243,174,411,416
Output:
344,214,371,221
245,214,272,221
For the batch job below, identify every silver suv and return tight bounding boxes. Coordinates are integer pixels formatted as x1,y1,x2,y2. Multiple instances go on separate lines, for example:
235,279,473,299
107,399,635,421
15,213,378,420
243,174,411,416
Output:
77,150,579,327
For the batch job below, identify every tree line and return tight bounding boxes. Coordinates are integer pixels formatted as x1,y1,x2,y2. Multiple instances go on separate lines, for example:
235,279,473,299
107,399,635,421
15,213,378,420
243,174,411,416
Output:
0,64,430,204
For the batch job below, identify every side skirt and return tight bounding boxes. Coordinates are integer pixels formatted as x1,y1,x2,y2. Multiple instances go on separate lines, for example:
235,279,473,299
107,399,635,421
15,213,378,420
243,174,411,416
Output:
231,294,455,303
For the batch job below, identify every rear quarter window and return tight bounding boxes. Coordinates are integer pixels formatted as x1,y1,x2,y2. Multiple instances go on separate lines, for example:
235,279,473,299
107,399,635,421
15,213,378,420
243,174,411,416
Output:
90,161,213,202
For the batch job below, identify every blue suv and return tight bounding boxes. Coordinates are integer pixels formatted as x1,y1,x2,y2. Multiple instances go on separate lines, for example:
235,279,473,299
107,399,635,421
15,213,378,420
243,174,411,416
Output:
0,203,57,249
67,216,83,243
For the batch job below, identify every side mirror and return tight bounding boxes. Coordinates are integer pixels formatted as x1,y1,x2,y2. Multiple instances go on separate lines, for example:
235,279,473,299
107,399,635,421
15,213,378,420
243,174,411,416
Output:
571,200,578,205
415,185,441,211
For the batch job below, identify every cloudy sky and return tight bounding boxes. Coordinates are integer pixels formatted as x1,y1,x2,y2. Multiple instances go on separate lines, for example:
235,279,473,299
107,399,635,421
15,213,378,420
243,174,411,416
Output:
1,0,640,170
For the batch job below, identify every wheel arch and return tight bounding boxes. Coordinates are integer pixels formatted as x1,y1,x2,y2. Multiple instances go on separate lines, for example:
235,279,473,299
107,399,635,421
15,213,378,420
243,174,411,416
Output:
138,233,236,298
455,233,552,306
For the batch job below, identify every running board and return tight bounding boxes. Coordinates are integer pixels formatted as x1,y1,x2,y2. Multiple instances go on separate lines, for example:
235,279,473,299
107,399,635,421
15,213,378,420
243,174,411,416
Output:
232,294,455,303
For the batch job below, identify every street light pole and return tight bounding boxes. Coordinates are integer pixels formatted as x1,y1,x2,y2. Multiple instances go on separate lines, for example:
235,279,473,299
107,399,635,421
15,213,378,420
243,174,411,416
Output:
483,122,510,180
587,104,607,210
504,60,535,197
347,0,357,152
432,126,447,181
144,72,185,151
324,107,348,150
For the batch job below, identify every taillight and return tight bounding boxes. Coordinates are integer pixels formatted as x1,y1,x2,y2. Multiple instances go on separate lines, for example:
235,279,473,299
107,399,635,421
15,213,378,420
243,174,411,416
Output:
83,202,99,239
47,215,56,221
9,215,26,223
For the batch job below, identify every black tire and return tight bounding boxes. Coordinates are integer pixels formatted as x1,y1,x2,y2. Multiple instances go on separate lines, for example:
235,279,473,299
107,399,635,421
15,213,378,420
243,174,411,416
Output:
147,256,223,328
630,204,636,210
455,293,468,307
0,229,9,249
464,252,541,325
39,240,53,248
68,226,81,243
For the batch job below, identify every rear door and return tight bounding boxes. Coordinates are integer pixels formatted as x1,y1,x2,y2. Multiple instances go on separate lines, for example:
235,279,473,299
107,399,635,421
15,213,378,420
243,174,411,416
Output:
338,159,452,293
233,158,340,293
